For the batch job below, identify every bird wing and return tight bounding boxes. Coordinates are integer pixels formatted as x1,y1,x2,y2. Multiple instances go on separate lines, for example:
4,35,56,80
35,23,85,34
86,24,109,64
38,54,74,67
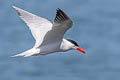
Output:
13,6,52,47
39,8,73,47
13,6,72,48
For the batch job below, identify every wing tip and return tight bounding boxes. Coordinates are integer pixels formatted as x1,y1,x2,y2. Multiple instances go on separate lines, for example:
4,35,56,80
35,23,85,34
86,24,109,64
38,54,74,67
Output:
54,8,70,23
12,5,18,10
56,8,64,14
12,5,16,9
12,5,22,16
56,8,61,11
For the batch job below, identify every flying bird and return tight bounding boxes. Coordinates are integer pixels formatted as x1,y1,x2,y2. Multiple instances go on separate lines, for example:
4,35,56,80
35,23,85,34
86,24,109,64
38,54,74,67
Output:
12,6,86,57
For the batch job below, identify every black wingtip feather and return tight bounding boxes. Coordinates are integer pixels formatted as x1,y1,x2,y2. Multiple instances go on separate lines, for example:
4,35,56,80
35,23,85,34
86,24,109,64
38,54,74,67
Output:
16,10,21,16
54,8,69,23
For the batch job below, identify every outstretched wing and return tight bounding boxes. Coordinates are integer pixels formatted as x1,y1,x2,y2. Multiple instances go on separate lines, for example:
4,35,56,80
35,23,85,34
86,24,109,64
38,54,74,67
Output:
39,8,73,47
13,6,73,48
13,6,52,47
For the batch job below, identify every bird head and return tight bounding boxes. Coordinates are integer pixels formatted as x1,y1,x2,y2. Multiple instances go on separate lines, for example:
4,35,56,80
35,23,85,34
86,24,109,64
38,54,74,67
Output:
67,39,86,54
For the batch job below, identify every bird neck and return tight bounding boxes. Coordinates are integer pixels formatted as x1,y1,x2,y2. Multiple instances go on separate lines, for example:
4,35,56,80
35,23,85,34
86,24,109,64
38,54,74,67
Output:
59,39,73,51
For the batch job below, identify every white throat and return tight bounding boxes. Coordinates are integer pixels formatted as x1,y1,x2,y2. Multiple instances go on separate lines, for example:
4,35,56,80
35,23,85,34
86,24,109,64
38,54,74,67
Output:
60,39,75,51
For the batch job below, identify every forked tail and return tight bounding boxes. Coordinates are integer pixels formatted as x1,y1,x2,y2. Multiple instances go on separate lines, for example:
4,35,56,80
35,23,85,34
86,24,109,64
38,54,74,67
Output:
11,48,40,57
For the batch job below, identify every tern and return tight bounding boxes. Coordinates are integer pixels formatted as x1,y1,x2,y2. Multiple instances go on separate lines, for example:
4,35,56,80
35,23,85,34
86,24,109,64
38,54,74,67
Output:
12,6,86,57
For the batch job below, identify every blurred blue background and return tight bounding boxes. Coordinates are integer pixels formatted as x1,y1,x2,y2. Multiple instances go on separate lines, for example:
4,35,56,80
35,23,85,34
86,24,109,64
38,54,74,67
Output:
0,0,120,80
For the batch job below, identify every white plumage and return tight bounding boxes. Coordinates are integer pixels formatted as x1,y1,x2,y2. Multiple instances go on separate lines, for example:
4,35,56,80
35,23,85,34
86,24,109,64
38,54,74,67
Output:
12,6,85,57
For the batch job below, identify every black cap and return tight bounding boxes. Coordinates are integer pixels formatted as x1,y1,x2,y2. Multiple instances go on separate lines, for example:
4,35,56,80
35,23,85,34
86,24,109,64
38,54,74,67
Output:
66,39,79,47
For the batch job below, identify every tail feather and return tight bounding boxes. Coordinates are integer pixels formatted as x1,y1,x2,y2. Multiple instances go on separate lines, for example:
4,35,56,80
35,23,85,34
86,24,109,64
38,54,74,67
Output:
11,48,40,57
